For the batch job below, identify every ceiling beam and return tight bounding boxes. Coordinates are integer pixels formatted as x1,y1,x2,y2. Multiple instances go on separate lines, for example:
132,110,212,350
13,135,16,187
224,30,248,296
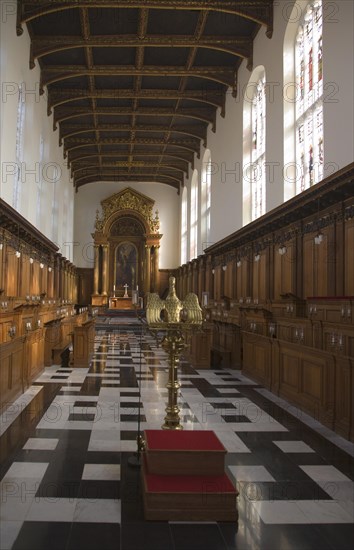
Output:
68,151,193,169
75,174,181,191
54,106,215,129
30,35,253,69
72,162,187,178
75,170,182,187
47,88,225,115
64,137,201,157
18,1,273,38
59,123,207,146
40,65,237,93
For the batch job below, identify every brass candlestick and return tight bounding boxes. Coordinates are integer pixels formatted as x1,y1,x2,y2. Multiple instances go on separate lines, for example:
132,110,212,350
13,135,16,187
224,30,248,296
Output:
146,276,202,430
161,330,185,430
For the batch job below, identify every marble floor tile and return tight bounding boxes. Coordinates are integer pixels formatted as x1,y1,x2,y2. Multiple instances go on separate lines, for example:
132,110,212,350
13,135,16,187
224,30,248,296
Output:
3,463,49,479
251,500,309,524
120,440,138,452
215,430,251,453
87,439,121,452
82,464,121,481
320,480,354,503
0,520,23,550
300,465,352,483
72,407,98,415
0,496,36,521
273,440,315,453
73,499,121,523
0,386,43,437
228,465,276,482
22,438,59,451
296,500,354,523
216,388,241,394
26,498,77,522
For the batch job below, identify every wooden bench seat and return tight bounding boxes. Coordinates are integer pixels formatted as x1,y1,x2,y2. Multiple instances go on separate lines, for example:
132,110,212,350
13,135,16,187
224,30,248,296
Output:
211,345,231,368
52,343,71,366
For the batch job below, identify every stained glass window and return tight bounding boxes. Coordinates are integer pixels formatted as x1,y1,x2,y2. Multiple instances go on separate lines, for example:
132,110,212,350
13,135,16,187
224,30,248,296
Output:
251,74,266,220
295,0,323,193
189,171,198,260
201,153,211,251
181,186,188,264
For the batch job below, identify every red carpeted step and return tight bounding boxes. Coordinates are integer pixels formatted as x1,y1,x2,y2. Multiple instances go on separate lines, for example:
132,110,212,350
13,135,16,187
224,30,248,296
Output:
144,429,227,476
145,429,225,451
145,471,237,494
141,455,238,522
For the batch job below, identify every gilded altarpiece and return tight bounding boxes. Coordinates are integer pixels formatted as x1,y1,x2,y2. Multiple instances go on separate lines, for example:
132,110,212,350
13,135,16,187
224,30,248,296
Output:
91,188,162,306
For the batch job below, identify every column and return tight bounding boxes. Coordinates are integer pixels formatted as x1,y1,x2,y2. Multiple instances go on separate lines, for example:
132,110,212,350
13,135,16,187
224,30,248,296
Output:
198,258,206,302
187,263,193,293
153,245,160,292
59,258,65,299
102,244,108,296
93,244,99,295
54,254,61,299
145,245,151,294
68,267,73,302
47,262,54,298
192,260,198,295
64,261,69,300
205,255,213,298
73,270,77,303
182,265,188,298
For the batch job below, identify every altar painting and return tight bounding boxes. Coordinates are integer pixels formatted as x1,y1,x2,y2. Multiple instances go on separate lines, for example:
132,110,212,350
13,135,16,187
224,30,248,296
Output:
115,242,137,291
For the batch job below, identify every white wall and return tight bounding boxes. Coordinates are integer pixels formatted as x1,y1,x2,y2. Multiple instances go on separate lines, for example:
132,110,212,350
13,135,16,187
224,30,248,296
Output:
0,6,74,260
73,182,180,269
181,0,354,261
1,1,352,267
322,0,354,175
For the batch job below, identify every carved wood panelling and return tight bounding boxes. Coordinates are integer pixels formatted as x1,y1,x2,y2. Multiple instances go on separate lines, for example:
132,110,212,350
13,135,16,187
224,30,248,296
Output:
345,220,354,295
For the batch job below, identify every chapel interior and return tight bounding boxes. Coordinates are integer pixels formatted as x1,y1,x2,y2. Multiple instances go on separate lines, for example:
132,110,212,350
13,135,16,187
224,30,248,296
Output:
0,1,353,549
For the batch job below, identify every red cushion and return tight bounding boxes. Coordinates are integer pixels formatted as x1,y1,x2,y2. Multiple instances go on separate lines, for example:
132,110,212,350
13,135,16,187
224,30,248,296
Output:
145,429,226,452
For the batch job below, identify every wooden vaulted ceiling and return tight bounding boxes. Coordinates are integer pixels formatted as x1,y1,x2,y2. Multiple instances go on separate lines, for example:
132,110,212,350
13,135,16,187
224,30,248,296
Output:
17,0,274,192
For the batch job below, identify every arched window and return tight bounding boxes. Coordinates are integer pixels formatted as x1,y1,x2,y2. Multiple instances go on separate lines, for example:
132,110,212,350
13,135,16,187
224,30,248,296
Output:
243,68,266,225
295,0,323,193
180,185,188,264
201,150,211,252
189,169,198,260
284,0,323,199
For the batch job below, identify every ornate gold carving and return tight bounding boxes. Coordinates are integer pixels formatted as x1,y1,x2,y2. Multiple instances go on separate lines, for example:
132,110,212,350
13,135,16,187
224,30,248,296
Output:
146,276,202,325
95,188,160,234
110,217,144,236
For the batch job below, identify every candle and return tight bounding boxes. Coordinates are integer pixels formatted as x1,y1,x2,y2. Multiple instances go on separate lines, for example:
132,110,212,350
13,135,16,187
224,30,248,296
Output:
136,285,139,292
113,284,116,291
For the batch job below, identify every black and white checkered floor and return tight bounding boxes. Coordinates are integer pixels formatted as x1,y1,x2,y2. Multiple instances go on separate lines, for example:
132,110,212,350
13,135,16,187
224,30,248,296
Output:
1,323,353,550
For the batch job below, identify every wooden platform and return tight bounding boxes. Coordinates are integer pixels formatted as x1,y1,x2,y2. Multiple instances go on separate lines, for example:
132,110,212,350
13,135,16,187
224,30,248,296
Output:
142,429,238,521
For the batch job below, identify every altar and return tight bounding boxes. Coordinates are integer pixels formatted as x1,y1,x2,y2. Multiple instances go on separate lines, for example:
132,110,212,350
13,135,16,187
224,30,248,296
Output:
91,188,162,307
109,296,133,310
